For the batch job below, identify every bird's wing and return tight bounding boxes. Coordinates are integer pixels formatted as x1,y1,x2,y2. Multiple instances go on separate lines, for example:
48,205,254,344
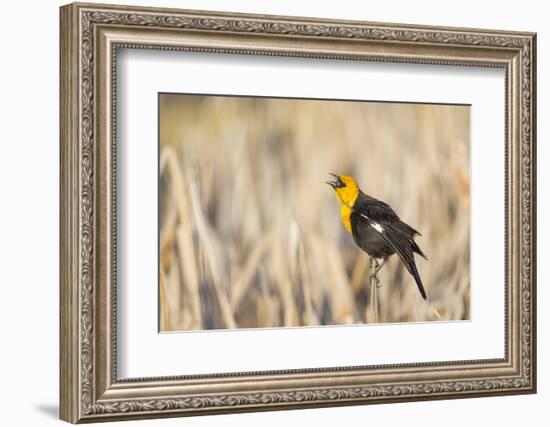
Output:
356,213,418,272
356,212,428,300
358,197,400,223
358,196,422,237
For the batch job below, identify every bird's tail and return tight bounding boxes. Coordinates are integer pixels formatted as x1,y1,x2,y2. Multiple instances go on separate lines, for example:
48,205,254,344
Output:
410,262,427,300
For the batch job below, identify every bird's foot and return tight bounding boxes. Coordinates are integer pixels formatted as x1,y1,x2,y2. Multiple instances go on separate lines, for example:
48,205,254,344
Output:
369,271,381,287
369,257,386,288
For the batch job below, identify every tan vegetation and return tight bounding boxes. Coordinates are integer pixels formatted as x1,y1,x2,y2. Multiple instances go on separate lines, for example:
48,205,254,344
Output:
159,94,470,331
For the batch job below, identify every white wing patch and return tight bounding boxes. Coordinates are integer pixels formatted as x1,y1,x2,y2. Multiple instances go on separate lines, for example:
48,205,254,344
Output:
360,213,384,233
371,222,384,233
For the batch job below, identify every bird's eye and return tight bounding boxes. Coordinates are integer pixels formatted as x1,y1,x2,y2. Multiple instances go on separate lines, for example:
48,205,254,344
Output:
337,179,346,188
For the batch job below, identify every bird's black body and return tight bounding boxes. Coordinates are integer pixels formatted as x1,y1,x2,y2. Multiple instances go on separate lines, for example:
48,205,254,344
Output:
350,191,428,300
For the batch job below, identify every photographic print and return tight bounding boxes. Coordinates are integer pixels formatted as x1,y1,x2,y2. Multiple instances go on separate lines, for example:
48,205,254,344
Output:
159,94,470,332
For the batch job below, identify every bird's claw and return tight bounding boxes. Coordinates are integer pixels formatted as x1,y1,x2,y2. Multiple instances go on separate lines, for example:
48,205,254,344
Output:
369,271,380,286
369,257,385,289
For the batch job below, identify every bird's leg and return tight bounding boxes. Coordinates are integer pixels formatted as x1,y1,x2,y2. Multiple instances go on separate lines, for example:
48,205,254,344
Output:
368,257,381,323
369,258,380,287
375,258,388,287
369,258,387,288
368,257,378,285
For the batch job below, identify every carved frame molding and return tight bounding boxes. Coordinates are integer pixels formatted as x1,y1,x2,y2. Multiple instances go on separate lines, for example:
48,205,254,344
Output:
60,2,536,423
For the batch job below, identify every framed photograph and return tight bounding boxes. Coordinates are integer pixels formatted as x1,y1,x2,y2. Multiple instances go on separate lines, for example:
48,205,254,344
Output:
60,2,536,423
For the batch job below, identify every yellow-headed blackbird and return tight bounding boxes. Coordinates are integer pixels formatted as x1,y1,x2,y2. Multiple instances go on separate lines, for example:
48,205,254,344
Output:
327,173,428,300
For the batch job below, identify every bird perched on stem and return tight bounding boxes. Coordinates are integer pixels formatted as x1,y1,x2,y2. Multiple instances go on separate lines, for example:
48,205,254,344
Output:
326,173,428,300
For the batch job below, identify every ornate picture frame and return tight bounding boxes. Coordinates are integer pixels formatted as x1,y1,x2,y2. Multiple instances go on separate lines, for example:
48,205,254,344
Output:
60,2,536,423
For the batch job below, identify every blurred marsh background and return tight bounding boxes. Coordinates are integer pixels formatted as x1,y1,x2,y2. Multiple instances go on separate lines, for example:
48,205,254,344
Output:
159,94,470,332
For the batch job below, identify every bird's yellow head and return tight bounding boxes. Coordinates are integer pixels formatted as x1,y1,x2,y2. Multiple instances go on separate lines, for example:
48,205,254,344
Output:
326,173,360,207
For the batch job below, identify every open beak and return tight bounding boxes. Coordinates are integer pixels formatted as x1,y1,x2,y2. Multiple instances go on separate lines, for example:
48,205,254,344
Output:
326,173,339,189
